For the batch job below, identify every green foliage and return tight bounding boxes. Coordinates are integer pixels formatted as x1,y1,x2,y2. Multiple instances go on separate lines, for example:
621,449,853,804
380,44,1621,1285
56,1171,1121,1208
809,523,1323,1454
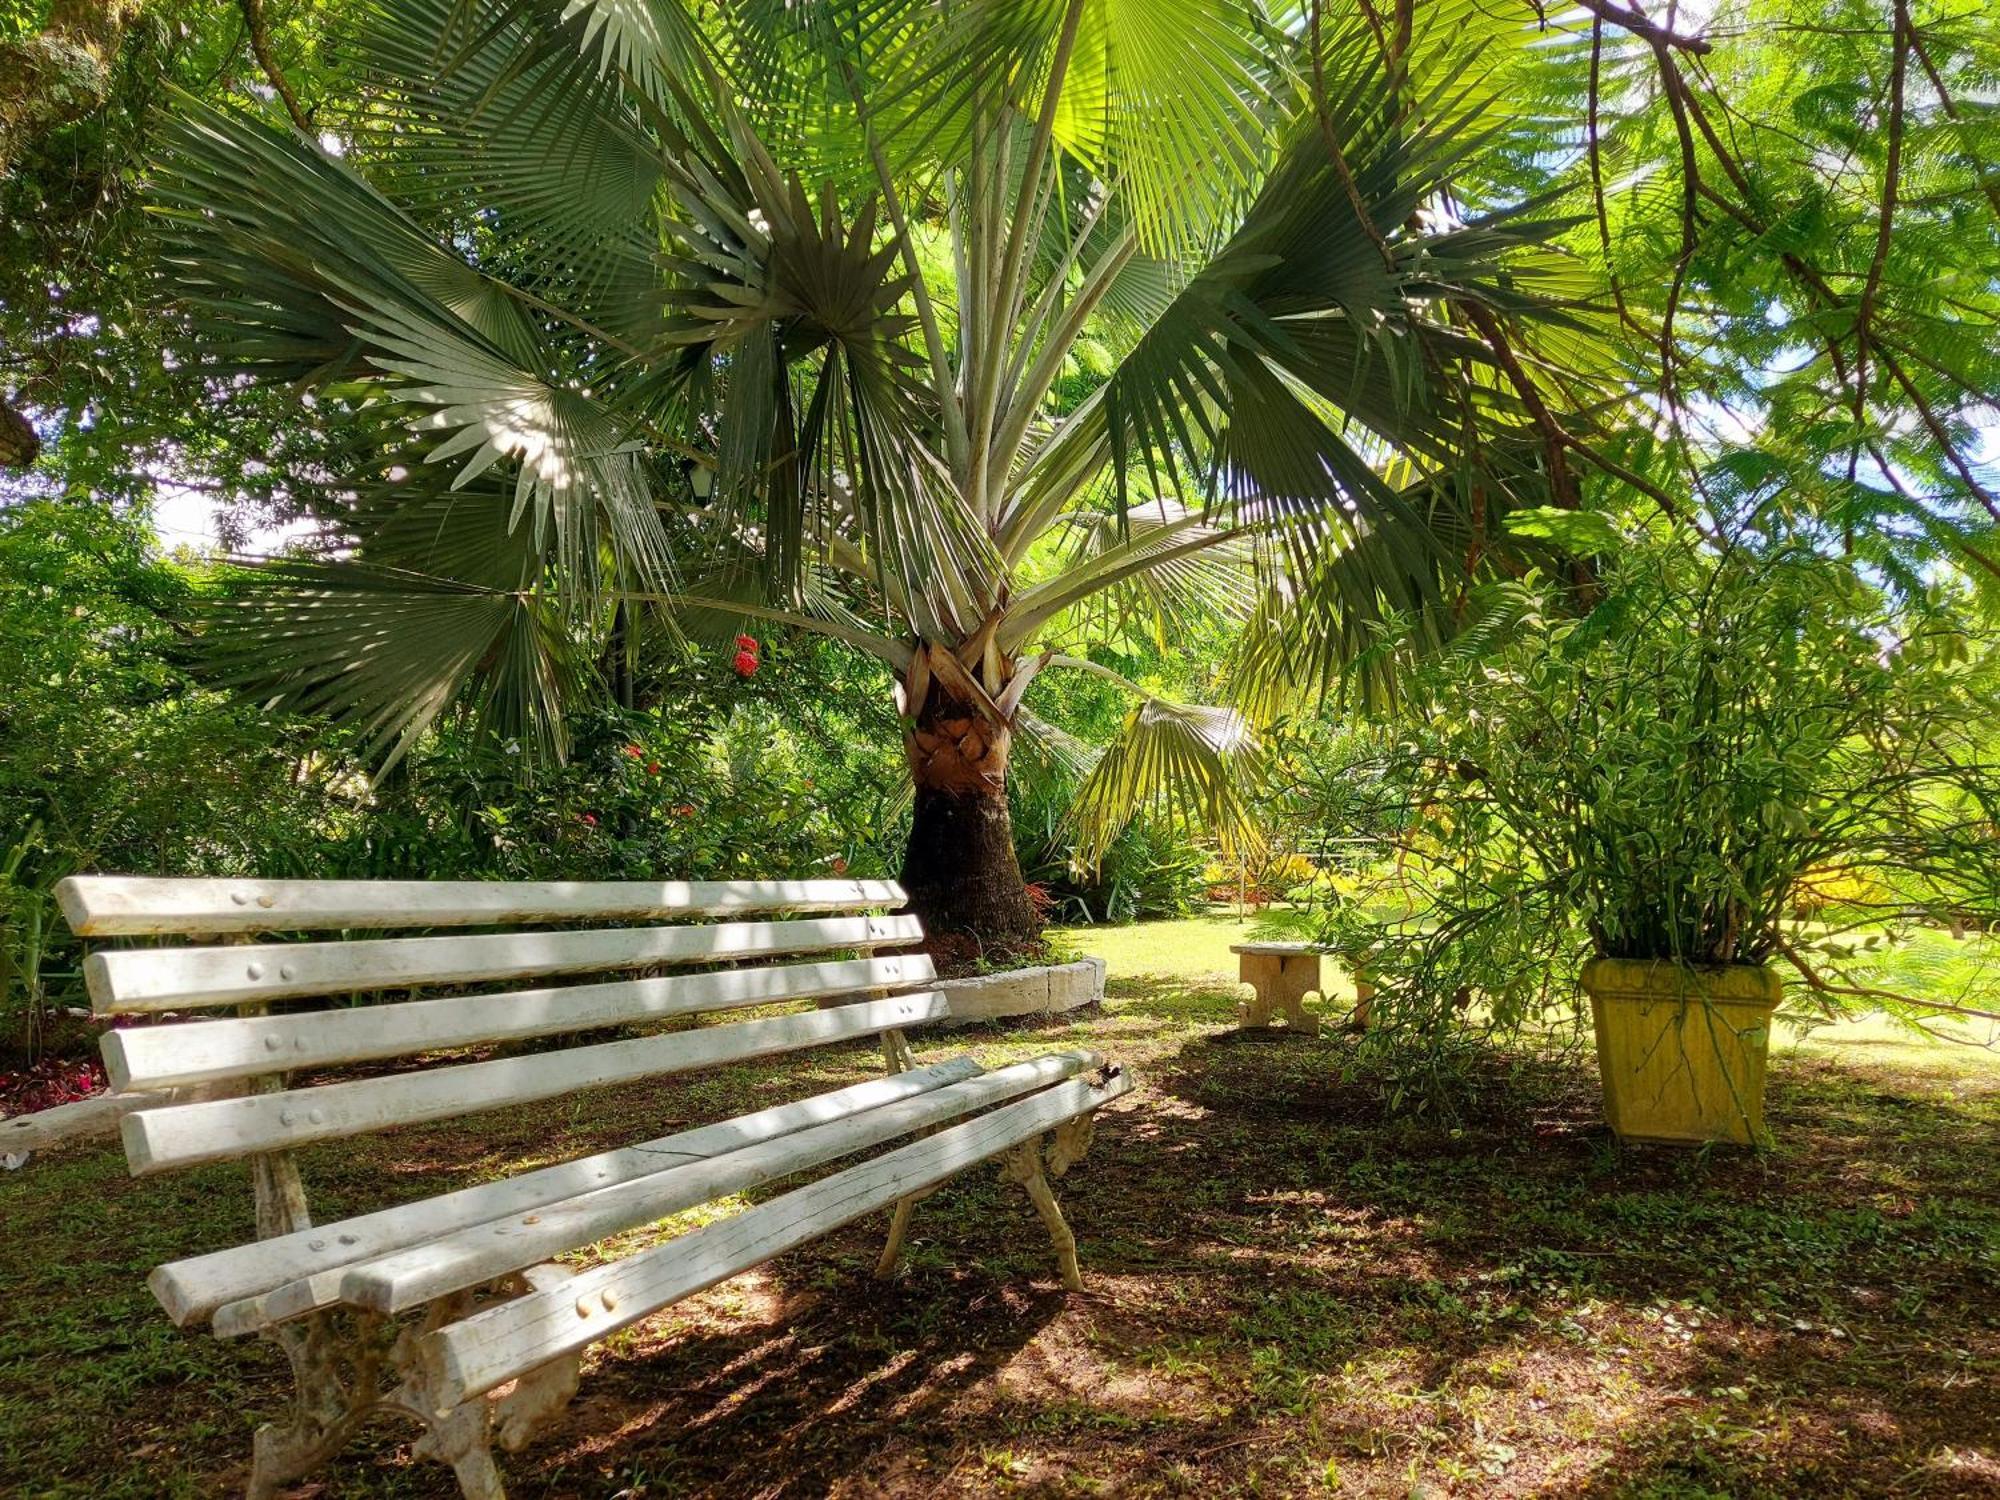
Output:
1,0,349,519
0,498,924,1055
1476,0,2000,582
129,0,1593,904
1307,527,2000,1047
0,500,340,1053
1012,786,1208,925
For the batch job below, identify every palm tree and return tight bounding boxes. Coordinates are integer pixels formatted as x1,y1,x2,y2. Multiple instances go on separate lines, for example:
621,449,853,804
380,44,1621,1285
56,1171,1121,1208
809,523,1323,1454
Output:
158,0,1587,947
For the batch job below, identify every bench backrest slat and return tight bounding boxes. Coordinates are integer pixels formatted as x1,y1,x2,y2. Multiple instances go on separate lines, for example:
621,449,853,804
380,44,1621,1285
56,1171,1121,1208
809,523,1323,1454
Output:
57,877,906,936
123,991,950,1174
104,953,934,1093
61,876,942,1188
86,913,923,1014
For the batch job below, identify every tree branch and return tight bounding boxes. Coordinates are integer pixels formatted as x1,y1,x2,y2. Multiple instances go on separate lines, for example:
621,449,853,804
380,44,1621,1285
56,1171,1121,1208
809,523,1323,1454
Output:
239,0,310,132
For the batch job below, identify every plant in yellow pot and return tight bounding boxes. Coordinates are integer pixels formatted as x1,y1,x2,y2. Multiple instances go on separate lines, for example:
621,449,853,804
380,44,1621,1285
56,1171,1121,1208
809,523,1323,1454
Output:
1306,523,2000,1143
1578,958,1783,1147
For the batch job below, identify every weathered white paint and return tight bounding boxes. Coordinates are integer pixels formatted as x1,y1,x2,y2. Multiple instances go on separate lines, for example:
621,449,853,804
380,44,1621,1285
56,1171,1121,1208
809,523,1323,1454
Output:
0,1079,238,1158
87,913,925,1014
156,1059,983,1329
123,992,950,1175
337,1051,1104,1316
105,953,936,1092
56,876,907,936
420,1069,1135,1404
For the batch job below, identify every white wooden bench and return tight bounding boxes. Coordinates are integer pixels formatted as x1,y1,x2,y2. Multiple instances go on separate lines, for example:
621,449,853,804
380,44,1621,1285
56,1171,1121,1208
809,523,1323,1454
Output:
56,875,1131,1498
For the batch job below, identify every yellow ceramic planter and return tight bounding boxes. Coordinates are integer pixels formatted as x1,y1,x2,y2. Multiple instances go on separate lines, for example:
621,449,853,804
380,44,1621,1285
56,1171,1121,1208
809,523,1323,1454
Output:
1580,958,1783,1147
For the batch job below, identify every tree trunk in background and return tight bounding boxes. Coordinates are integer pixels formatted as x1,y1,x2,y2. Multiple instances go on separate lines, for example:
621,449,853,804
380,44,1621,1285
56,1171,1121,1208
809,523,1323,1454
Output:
0,0,140,177
900,679,1041,959
0,0,143,470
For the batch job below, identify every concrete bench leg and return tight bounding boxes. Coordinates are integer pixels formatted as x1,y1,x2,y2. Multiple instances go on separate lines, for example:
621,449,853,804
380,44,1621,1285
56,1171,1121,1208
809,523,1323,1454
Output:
1235,953,1322,1034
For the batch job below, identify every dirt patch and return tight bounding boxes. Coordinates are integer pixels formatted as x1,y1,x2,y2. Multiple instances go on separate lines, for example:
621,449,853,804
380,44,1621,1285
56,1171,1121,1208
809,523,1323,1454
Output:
0,983,1994,1498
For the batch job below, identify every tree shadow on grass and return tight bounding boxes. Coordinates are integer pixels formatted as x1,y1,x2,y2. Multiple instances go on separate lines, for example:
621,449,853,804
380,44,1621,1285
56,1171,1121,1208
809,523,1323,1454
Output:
477,1030,1998,1496
499,1258,1071,1497
5,1013,1995,1498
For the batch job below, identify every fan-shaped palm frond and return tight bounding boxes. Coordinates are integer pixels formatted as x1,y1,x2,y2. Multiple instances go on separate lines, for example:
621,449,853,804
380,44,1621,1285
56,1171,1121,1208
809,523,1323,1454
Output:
1065,693,1267,868
160,0,1605,931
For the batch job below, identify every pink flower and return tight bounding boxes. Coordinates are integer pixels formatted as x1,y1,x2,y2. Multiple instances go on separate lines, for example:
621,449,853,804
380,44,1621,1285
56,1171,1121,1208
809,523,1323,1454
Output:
622,744,644,760
732,650,760,678
579,813,598,827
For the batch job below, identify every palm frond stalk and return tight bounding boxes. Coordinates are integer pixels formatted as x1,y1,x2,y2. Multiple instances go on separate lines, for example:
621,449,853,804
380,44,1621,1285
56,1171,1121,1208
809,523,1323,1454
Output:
162,0,1594,949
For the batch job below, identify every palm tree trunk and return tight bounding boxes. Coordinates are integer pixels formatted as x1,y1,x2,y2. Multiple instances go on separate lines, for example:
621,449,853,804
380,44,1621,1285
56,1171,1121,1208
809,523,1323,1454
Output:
899,682,1041,957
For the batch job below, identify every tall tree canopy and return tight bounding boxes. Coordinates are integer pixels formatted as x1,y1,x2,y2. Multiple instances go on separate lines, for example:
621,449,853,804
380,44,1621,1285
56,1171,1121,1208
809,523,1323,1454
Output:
6,0,1994,948
151,0,1596,944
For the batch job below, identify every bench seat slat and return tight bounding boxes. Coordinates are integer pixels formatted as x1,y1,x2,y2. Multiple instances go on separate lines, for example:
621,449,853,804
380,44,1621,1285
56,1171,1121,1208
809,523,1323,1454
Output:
57,876,907,937
86,913,924,1014
254,1051,1101,1325
104,953,935,1092
151,1057,984,1328
422,1068,1135,1404
121,992,950,1175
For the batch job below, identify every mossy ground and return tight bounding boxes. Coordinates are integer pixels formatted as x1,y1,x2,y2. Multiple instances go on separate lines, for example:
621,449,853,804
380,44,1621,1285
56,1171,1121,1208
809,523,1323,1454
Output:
1,914,1994,1497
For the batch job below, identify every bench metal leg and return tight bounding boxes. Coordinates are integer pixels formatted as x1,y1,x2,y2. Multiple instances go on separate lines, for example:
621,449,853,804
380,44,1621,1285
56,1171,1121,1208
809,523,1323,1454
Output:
879,1108,1105,1290
489,1266,585,1452
999,1133,1085,1291
873,1024,926,1276
408,1393,506,1500
244,1265,583,1500
875,1196,920,1278
247,1310,392,1499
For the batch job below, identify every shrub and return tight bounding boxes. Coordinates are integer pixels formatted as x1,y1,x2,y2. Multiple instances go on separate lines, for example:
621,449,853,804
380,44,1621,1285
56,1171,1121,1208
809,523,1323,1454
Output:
1306,529,2000,1052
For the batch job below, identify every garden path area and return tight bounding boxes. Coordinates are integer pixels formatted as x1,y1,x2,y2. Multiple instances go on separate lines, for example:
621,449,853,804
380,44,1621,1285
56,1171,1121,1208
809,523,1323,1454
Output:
1,915,1996,1498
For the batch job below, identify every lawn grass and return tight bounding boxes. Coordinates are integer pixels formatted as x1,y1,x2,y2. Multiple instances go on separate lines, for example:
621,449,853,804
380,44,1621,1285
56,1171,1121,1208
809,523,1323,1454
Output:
0,914,1994,1497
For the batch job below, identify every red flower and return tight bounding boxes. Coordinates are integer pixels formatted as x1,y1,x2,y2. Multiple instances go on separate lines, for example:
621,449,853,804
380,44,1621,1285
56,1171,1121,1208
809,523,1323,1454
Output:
622,744,644,760
579,813,598,827
734,633,758,651
831,856,848,874
732,649,760,678
672,803,696,818
646,761,661,776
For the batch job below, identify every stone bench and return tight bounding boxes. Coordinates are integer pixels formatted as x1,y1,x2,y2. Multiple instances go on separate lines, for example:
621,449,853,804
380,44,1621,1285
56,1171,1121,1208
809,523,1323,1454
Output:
57,875,1132,1498
1230,941,1378,1032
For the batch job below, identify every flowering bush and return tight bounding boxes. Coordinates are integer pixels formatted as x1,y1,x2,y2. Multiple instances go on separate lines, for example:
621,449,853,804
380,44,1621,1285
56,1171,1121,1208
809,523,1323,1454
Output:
1,1057,104,1116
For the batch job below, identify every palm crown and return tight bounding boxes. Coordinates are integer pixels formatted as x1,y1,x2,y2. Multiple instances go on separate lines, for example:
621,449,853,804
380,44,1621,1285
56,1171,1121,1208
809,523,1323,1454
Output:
157,0,1591,942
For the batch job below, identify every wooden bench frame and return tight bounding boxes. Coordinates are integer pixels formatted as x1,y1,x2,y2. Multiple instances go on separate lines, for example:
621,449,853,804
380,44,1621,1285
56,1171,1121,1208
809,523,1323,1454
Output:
57,876,1132,1498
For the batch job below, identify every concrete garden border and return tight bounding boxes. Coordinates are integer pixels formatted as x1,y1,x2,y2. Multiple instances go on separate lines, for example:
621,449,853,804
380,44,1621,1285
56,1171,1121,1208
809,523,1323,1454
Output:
935,958,1105,1026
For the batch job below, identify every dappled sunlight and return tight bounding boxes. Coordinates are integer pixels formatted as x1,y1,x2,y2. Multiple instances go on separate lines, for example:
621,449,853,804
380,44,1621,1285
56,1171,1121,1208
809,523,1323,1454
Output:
2,916,1995,1494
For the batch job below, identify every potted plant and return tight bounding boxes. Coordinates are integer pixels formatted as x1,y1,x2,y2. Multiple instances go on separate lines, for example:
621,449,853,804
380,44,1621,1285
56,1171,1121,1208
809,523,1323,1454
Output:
1311,522,2000,1143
